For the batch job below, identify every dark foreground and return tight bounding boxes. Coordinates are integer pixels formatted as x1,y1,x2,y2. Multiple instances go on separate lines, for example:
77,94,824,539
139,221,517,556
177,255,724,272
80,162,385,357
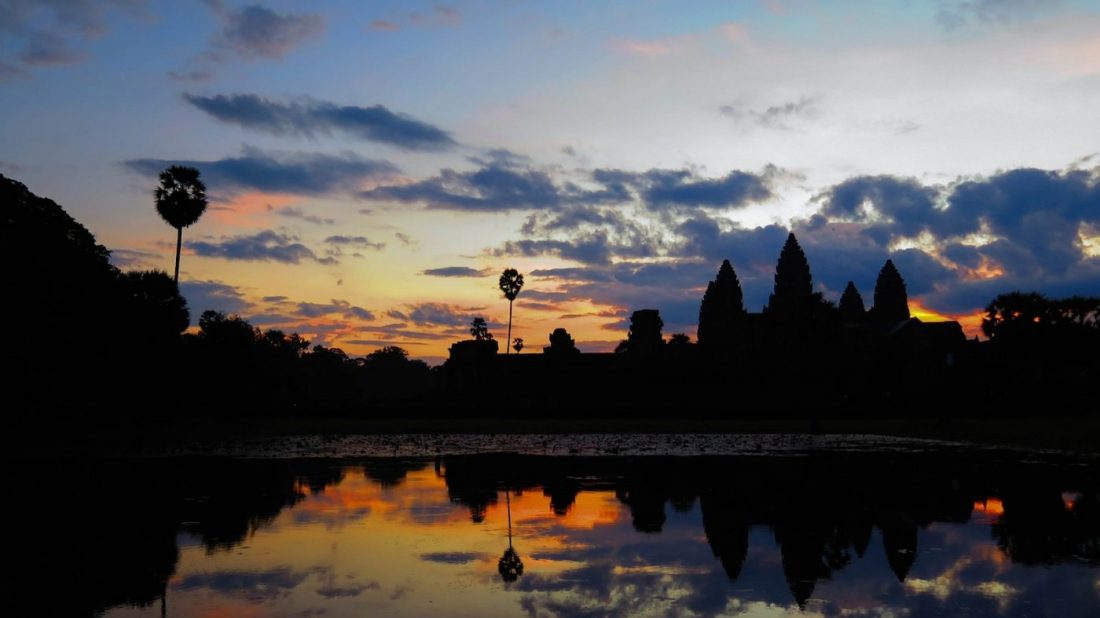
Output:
13,415,1100,458
7,438,1099,617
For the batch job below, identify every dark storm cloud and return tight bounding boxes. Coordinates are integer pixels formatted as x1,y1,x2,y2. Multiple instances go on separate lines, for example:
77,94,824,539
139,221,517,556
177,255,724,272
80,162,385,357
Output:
814,167,1100,281
816,175,940,238
188,230,337,265
124,146,398,196
420,266,491,277
588,167,774,211
204,0,323,59
640,169,772,209
183,93,457,151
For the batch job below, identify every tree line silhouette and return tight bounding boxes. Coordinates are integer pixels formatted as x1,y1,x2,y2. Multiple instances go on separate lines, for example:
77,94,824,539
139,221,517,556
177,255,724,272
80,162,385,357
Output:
11,452,1098,615
4,170,1098,418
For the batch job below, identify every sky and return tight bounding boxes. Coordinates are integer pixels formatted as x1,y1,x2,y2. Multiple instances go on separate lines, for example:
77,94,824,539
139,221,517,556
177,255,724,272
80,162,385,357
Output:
2,0,1099,363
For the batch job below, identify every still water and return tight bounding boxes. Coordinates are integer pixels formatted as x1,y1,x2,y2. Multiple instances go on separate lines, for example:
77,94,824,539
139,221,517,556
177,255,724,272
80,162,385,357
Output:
10,438,1100,617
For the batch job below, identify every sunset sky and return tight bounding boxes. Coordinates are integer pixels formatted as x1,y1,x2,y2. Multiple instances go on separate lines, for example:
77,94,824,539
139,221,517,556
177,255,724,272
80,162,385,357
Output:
3,0,1099,363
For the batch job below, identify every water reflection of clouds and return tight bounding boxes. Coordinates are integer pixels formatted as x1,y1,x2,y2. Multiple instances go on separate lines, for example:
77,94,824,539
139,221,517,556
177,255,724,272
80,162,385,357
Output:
92,456,1100,617
172,566,326,602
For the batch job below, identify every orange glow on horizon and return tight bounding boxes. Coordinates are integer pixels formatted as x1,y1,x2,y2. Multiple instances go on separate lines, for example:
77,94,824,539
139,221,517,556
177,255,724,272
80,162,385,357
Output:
910,300,985,338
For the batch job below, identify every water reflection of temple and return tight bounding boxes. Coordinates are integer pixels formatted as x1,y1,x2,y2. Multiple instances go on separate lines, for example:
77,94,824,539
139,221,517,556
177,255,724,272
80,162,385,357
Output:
440,453,1099,607
9,453,1100,615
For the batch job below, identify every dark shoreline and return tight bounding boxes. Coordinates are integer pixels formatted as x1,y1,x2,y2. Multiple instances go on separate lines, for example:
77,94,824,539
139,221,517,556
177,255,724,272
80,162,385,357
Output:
10,415,1100,458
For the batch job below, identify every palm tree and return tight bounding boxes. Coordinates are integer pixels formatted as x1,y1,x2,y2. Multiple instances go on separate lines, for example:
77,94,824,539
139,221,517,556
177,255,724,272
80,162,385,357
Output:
498,485,524,582
498,268,524,354
154,165,207,284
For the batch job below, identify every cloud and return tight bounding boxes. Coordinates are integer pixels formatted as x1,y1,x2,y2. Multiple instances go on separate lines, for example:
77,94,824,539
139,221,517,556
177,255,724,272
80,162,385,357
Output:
18,30,86,66
167,69,213,83
361,160,771,213
362,165,571,212
324,235,385,250
369,19,400,31
0,0,145,76
315,580,379,599
420,551,489,565
277,207,334,225
611,35,695,57
368,5,461,32
188,230,337,265
173,567,314,602
124,145,399,197
394,232,419,248
420,266,491,277
719,96,821,130
178,279,252,319
635,168,773,210
385,303,483,327
183,93,457,151
109,247,161,270
495,230,660,266
205,1,324,59
295,299,375,321
0,60,27,81
935,0,1061,31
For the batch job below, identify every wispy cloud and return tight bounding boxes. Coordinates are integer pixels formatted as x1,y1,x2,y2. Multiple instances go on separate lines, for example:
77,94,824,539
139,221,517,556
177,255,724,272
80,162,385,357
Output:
935,0,1061,31
203,0,324,59
183,93,457,151
124,145,399,197
420,266,491,277
720,96,821,130
188,230,337,265
611,35,695,57
0,0,144,78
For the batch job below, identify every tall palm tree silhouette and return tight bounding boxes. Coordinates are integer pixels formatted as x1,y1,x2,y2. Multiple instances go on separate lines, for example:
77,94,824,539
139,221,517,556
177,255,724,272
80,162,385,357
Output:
498,485,524,582
498,268,524,354
154,165,207,284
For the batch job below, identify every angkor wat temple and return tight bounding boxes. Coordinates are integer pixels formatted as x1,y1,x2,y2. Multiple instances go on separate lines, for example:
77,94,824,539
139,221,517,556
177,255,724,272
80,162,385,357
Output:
443,232,977,414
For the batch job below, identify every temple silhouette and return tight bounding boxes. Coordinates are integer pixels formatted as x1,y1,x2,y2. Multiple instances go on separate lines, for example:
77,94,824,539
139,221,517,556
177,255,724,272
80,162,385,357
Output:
441,232,974,414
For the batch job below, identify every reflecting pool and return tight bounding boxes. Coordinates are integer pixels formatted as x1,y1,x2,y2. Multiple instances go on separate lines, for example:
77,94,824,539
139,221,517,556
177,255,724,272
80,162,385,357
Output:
9,439,1100,616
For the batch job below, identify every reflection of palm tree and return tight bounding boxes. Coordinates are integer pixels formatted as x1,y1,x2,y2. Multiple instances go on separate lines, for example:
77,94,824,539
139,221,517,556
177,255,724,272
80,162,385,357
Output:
498,268,524,354
154,165,207,284
498,487,524,582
